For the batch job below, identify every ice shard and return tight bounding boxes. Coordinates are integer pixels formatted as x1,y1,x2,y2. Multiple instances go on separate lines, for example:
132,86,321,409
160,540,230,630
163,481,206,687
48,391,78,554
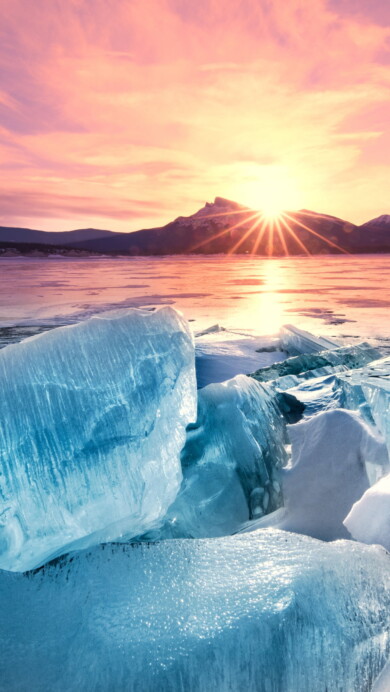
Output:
279,324,340,355
240,409,388,541
337,357,390,448
250,342,381,387
141,375,288,540
251,343,380,422
0,306,197,572
0,531,389,691
281,374,344,417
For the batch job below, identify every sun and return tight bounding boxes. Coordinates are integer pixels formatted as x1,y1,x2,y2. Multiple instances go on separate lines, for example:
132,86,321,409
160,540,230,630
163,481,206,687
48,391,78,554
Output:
229,165,302,219
260,200,286,220
190,164,349,256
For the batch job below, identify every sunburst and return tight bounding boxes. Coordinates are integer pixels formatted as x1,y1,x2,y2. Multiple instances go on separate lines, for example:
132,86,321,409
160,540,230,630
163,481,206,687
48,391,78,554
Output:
189,204,349,256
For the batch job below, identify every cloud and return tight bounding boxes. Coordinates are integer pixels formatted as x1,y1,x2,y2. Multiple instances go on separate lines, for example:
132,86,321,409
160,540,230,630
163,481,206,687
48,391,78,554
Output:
0,0,389,229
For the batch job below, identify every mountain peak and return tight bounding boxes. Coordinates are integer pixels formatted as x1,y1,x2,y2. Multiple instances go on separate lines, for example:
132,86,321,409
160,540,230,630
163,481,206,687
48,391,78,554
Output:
362,214,390,227
210,196,248,209
173,197,250,225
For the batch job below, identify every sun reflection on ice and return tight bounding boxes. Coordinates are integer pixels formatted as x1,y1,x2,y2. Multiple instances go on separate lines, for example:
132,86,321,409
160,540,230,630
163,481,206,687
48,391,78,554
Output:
236,260,292,336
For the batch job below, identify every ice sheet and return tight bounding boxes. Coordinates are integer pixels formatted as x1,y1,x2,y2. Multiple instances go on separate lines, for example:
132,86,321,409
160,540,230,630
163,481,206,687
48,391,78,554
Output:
0,530,389,692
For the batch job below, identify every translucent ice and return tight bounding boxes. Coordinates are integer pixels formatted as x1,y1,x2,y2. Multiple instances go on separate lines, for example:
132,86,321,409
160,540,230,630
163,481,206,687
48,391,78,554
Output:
283,374,343,417
0,306,197,572
0,531,389,691
344,473,390,552
141,375,288,539
240,409,388,541
250,342,381,386
279,323,340,355
337,357,390,450
250,344,384,424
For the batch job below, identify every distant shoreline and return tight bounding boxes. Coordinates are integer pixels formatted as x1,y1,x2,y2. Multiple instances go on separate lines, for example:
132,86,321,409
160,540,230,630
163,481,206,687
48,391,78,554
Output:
2,239,390,259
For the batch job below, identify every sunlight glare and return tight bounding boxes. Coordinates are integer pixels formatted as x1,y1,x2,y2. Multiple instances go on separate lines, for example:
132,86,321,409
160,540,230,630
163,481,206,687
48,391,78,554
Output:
260,202,285,221
230,164,303,218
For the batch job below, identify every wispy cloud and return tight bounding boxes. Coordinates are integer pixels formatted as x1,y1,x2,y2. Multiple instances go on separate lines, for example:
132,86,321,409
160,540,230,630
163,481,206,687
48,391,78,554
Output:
0,0,389,230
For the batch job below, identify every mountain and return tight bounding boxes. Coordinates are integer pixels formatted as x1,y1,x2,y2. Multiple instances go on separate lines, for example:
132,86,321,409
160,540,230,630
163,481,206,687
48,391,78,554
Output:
0,199,389,255
361,215,390,228
356,215,390,251
0,226,116,245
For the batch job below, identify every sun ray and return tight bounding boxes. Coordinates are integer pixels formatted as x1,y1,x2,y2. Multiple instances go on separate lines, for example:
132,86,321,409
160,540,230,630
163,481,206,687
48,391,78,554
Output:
282,212,350,254
189,211,261,252
292,209,340,223
266,218,274,256
274,217,289,256
227,214,263,255
278,215,311,256
250,217,269,255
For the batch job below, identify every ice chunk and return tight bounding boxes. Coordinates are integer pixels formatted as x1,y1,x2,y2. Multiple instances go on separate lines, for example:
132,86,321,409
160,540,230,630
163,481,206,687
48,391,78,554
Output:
279,324,340,355
337,357,390,451
284,374,343,417
240,409,388,541
250,342,381,385
344,474,390,551
249,343,382,424
0,531,389,691
0,306,196,572
141,375,287,539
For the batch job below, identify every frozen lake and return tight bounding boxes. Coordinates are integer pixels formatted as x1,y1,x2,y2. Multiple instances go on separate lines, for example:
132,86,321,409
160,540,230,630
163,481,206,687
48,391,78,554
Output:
1,254,389,351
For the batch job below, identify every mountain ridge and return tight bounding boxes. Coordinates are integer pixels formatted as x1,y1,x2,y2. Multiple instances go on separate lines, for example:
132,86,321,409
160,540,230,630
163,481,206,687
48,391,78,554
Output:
0,198,389,255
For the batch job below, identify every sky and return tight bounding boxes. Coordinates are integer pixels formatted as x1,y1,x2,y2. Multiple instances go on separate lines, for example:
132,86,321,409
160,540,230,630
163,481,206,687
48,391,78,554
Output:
0,0,389,232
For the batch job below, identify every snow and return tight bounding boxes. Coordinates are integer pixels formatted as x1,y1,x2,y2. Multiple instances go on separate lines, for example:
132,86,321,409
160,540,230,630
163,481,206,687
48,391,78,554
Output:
0,306,197,572
240,409,388,541
140,375,287,540
344,474,390,552
195,328,285,388
0,530,389,692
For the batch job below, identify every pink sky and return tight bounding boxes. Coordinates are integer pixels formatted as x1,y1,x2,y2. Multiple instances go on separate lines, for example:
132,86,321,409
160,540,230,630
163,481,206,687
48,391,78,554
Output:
0,0,389,232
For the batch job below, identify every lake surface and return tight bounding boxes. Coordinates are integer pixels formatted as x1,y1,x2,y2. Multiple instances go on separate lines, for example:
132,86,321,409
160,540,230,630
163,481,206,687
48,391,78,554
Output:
1,254,389,352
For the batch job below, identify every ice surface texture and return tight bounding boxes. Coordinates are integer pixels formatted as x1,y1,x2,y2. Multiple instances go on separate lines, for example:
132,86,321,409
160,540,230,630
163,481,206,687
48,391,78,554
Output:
0,307,197,572
240,409,388,541
279,324,340,355
195,329,285,388
344,473,390,551
141,375,287,540
337,357,390,447
250,342,381,384
0,530,389,692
